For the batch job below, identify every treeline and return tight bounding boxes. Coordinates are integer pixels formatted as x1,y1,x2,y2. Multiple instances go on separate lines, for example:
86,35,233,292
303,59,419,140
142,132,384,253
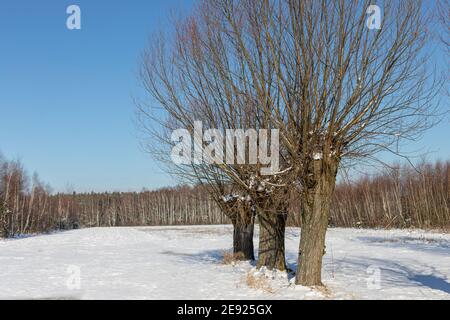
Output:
0,156,227,237
331,161,450,229
1,156,449,238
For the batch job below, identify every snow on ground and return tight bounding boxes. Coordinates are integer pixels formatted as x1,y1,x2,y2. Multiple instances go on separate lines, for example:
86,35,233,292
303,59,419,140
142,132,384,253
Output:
0,225,449,300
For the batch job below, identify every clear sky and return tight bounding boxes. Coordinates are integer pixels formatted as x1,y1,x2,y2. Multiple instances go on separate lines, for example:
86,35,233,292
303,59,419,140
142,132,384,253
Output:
0,0,195,193
0,1,448,193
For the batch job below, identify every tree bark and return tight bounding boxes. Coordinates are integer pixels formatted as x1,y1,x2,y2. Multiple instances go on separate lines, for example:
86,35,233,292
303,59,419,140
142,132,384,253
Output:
0,203,8,238
296,158,339,286
232,218,255,260
257,212,287,271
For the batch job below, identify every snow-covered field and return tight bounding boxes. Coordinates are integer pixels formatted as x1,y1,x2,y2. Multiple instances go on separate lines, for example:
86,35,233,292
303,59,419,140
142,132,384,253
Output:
0,225,449,300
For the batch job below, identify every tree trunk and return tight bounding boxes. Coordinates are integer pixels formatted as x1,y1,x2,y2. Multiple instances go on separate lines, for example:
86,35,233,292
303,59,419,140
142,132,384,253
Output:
232,218,255,260
257,212,287,271
296,158,339,286
0,203,8,238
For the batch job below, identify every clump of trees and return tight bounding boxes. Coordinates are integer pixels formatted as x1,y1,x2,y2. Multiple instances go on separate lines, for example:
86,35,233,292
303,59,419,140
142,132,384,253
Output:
0,155,227,237
332,161,450,229
0,156,55,237
137,0,444,286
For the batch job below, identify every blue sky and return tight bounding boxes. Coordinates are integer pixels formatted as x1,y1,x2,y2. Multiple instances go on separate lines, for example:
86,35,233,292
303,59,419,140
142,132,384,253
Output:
0,0,194,192
0,1,448,193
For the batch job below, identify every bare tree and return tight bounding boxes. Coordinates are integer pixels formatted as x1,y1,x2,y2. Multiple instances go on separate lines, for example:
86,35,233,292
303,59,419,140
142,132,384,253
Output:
136,2,293,269
137,0,440,284
135,90,259,260
253,0,441,285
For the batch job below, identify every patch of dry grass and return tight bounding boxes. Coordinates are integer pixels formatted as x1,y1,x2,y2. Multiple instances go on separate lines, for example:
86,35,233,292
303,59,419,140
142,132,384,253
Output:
221,251,246,264
244,272,275,294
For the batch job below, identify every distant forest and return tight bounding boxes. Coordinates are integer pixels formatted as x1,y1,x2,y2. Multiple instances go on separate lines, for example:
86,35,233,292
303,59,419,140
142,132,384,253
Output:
1,154,449,238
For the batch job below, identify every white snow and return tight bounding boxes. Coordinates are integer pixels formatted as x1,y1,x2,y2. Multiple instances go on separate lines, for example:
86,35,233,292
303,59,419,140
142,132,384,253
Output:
313,152,323,160
222,194,238,203
0,225,449,300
